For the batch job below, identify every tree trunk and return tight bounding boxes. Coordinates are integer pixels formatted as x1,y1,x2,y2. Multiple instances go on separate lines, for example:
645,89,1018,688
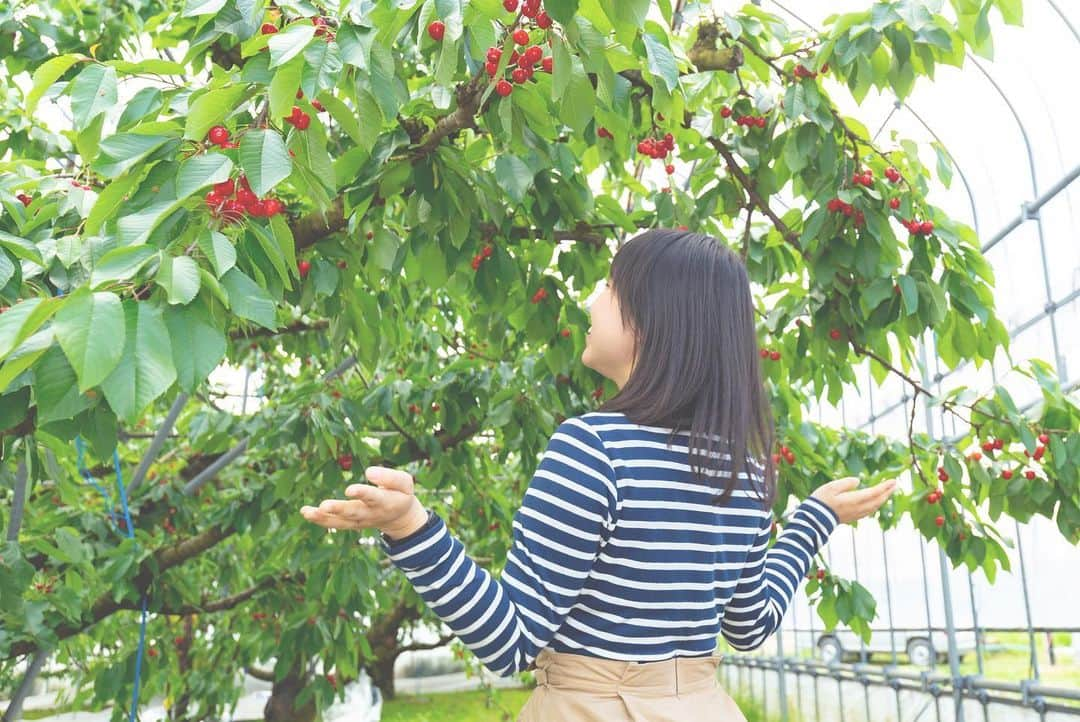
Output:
263,659,316,722
366,651,400,700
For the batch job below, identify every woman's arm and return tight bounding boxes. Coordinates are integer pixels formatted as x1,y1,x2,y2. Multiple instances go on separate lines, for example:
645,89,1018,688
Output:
379,416,619,676
719,496,839,651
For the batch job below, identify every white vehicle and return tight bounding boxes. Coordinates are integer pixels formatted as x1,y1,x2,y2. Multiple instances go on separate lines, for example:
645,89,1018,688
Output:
806,628,978,666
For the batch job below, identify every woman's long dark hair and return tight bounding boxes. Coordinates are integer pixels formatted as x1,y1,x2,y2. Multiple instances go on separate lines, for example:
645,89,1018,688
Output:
596,228,777,509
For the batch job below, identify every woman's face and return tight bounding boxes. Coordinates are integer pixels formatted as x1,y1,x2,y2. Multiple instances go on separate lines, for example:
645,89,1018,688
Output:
581,280,637,389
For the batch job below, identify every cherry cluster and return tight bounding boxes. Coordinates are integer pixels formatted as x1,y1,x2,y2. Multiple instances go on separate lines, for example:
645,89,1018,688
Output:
285,103,311,130
759,347,781,362
636,133,675,174
771,444,796,465
485,38,553,97
825,197,865,227
207,124,239,149
205,174,285,224
471,244,494,270
901,218,934,236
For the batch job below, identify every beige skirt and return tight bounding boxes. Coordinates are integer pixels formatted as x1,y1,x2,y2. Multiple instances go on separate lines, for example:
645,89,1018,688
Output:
516,647,749,722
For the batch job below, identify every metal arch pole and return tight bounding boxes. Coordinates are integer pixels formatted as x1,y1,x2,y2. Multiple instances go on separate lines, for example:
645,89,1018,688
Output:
850,526,872,722
881,526,904,722
967,55,1066,381
1013,518,1041,683
966,570,991,722
1045,0,1080,45
919,340,966,721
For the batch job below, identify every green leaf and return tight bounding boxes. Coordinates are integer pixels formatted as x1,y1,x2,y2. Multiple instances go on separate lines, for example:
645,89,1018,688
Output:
117,87,165,130
642,31,679,92
269,54,304,122
220,268,277,329
89,246,158,288
558,54,596,133
176,153,233,198
101,302,177,423
303,40,343,93
26,54,84,116
183,85,250,141
85,173,147,237
239,129,292,197
92,133,172,178
34,345,93,424
164,305,227,393
52,288,126,391
197,229,237,278
0,253,13,289
70,64,118,131
183,0,226,16
156,256,201,305
269,22,316,69
0,298,61,362
0,232,44,266
544,0,580,25
494,156,534,203
898,275,918,315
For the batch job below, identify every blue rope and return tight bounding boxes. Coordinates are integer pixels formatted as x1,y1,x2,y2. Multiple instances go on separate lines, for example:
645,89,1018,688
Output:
74,440,149,720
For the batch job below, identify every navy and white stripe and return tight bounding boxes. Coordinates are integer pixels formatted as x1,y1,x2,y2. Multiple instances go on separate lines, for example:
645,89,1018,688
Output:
379,411,839,676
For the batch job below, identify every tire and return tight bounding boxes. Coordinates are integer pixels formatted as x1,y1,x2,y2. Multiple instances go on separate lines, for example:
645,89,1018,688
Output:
907,638,934,667
818,636,843,665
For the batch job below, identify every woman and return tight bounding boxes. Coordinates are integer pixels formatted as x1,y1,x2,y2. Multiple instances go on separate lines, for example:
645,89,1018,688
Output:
300,228,897,720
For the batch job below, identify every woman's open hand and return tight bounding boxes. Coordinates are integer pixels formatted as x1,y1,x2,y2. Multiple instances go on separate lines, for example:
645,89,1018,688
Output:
811,476,897,525
299,466,429,540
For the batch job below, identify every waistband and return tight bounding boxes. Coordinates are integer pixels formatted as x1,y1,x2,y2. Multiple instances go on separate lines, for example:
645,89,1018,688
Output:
531,647,724,697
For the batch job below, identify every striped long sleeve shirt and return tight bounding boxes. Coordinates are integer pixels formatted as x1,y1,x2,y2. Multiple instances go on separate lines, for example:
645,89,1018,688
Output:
378,411,840,676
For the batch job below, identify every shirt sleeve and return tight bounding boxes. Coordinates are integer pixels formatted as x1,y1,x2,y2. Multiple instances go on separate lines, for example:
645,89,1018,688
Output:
720,495,839,651
377,416,619,676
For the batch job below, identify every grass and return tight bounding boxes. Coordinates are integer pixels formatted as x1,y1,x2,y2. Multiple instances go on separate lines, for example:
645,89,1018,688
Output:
381,684,778,722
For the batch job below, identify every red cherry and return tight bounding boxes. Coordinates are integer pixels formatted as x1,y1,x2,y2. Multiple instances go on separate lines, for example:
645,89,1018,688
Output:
485,61,499,77
970,451,982,461
769,350,780,361
816,569,826,581
1038,433,1049,444
772,453,782,464
298,260,312,278
597,126,613,139
261,22,278,34
920,220,934,234
366,230,374,240
338,454,353,471
780,446,789,455
495,79,513,96
1002,469,1013,480
213,179,235,196
829,328,841,340
207,125,229,145
537,11,552,28
487,47,502,62
560,328,571,337
148,648,159,658
428,20,445,41
665,164,675,175
482,244,493,257
720,106,732,118
263,198,284,216
889,197,900,210
295,112,311,130
759,348,769,359
1034,445,1045,461
993,438,1004,450
525,45,543,64
205,191,223,209
503,0,518,11
511,67,527,83
1024,470,1036,480
934,515,945,527
512,29,529,46
16,193,32,207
